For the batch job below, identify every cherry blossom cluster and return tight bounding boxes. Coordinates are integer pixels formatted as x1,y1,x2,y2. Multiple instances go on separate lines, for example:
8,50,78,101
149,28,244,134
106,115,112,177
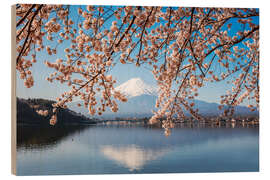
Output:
36,109,49,116
16,4,70,88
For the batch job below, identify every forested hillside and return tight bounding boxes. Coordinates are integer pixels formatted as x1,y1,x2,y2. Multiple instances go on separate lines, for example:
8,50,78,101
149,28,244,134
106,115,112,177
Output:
17,98,96,125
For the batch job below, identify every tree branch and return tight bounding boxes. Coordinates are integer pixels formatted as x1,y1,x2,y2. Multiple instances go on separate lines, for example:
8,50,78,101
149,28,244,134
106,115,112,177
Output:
16,4,36,27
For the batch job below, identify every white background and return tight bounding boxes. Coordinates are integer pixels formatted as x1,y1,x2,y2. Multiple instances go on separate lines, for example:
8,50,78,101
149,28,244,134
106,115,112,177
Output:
0,0,269,179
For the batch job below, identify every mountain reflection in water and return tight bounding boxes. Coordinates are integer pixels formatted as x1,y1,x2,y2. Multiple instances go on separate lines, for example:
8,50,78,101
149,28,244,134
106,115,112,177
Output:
100,145,170,171
16,125,259,175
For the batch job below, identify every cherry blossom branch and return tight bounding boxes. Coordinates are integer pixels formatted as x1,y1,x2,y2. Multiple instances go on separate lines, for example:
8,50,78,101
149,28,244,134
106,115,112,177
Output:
204,25,259,58
16,5,43,64
230,57,254,106
137,7,154,64
16,4,36,27
188,40,205,76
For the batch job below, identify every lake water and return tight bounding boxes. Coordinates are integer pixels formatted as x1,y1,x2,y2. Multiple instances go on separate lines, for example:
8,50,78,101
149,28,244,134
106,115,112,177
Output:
16,124,259,175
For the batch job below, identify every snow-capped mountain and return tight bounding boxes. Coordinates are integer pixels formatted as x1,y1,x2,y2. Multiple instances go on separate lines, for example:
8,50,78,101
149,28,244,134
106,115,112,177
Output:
68,78,258,119
114,78,158,97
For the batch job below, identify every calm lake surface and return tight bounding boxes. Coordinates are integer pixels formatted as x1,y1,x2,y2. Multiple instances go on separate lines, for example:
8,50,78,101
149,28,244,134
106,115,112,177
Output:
16,124,259,175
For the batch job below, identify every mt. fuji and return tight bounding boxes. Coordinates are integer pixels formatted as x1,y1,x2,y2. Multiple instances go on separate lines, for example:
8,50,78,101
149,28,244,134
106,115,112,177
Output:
114,78,158,97
68,78,258,119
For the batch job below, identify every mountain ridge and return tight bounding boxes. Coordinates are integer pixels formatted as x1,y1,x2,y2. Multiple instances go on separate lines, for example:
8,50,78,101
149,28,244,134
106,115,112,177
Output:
68,78,258,119
17,98,96,125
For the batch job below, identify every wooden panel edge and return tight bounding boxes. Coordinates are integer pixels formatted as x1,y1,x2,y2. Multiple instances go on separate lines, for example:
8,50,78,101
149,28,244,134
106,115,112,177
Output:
11,4,17,176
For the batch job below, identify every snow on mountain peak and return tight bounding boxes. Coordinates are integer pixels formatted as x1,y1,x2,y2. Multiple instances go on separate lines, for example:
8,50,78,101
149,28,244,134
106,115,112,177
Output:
115,78,158,97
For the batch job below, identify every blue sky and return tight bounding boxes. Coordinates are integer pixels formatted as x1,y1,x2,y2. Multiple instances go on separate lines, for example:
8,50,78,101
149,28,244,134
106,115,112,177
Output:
16,5,259,106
